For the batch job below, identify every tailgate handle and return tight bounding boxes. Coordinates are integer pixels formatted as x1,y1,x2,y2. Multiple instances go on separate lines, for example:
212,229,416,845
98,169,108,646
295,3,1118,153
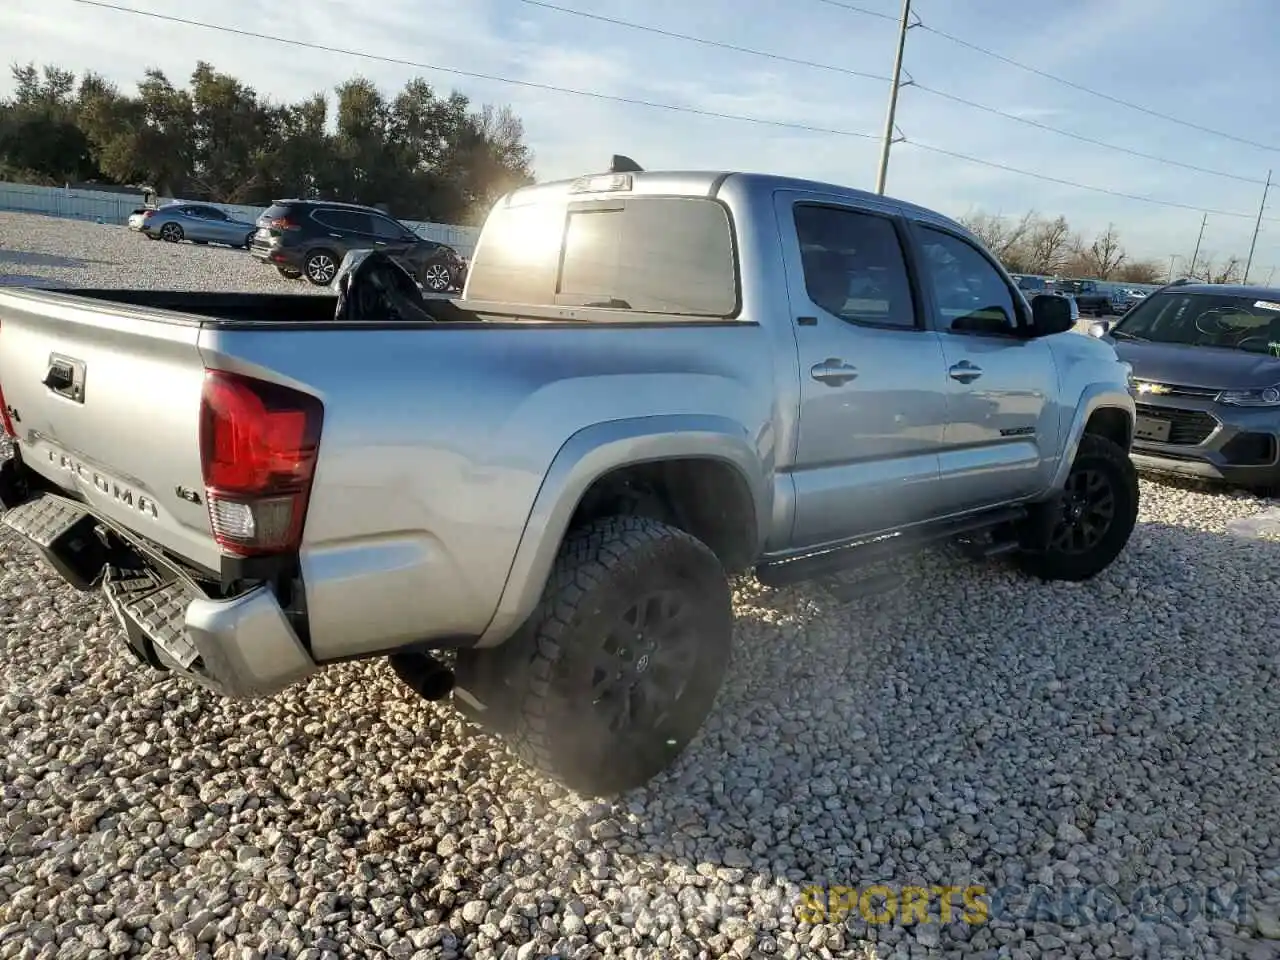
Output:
43,365,73,390
43,355,86,403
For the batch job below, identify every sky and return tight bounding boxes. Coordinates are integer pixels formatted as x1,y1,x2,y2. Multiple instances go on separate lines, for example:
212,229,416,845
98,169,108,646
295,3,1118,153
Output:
4,0,1280,276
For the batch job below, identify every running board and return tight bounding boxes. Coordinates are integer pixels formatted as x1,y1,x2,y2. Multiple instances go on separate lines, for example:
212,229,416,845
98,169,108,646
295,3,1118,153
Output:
756,506,1029,588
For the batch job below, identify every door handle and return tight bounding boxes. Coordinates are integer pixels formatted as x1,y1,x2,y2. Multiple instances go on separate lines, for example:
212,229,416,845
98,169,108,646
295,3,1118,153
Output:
949,361,983,383
810,358,859,386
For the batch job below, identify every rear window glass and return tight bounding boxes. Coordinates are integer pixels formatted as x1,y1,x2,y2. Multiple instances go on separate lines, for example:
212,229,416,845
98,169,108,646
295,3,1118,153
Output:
466,196,738,317
263,204,293,220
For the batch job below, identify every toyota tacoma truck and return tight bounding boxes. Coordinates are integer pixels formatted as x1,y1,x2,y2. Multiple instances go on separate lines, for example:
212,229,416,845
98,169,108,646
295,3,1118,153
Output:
0,162,1139,797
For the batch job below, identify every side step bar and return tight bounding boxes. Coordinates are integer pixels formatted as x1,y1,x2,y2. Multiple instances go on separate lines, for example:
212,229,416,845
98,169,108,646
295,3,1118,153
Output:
755,506,1028,588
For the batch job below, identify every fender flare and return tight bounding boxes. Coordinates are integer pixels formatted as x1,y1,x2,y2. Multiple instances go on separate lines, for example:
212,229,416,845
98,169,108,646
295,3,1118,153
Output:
1046,382,1136,492
475,413,770,647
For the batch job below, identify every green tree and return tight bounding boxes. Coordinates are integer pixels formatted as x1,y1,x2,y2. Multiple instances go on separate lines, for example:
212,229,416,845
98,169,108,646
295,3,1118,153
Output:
1,59,535,221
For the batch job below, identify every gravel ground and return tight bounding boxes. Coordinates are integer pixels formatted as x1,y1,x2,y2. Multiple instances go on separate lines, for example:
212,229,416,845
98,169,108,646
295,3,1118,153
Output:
1,213,1279,960
0,212,328,293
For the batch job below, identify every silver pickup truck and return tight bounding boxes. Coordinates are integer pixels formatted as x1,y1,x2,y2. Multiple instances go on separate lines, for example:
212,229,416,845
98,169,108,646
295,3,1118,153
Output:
0,163,1138,796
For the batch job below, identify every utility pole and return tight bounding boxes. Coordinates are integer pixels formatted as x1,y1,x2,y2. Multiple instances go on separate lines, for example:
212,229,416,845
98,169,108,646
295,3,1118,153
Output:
1189,213,1208,278
875,0,913,195
1167,254,1179,282
1244,169,1272,283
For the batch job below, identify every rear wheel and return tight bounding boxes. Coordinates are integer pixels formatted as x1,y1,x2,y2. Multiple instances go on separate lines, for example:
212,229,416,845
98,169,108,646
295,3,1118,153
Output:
159,223,183,243
421,262,453,293
244,231,255,249
304,250,338,286
453,516,734,796
1015,434,1138,581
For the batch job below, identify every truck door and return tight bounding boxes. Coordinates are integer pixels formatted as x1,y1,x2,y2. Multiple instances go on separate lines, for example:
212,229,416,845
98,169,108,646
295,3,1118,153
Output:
908,221,1062,510
774,190,953,548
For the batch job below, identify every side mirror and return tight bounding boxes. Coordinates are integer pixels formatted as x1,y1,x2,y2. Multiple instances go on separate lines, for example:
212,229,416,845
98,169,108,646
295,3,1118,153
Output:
1088,320,1112,339
1029,294,1074,337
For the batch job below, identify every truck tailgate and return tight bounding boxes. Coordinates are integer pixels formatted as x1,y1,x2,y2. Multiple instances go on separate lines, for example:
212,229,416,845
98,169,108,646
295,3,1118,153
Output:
0,289,219,572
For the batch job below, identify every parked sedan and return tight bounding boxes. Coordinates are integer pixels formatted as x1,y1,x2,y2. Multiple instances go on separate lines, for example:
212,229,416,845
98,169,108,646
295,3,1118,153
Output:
136,203,258,248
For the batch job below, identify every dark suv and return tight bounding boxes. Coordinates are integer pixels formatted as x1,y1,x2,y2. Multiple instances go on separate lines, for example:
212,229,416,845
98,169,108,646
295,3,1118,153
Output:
250,200,468,291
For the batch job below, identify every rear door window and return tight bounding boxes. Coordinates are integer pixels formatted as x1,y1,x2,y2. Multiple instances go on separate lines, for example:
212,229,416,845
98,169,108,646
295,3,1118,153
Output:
314,209,374,235
371,216,415,241
792,204,917,328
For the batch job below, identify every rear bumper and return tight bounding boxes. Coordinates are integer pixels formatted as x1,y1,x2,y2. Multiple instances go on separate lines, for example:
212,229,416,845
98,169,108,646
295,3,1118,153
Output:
252,243,301,269
0,463,316,698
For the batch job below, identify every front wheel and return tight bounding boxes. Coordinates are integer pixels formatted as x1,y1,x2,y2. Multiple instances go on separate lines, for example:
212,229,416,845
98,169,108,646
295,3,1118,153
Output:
453,516,734,797
1014,434,1139,581
420,262,453,293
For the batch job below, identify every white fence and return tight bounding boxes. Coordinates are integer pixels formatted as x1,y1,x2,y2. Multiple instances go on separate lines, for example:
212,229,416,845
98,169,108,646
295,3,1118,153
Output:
0,182,482,257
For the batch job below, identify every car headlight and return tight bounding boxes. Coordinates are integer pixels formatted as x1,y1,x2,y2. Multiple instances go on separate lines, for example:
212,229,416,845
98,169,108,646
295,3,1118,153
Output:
1218,386,1280,406
1120,362,1135,389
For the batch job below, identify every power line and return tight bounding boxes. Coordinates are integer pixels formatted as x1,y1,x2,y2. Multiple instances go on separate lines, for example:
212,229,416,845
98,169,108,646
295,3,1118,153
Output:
902,140,1258,219
513,0,1266,187
809,0,898,22
55,0,1280,223
61,0,880,141
513,0,889,84
912,84,1266,186
911,22,1280,155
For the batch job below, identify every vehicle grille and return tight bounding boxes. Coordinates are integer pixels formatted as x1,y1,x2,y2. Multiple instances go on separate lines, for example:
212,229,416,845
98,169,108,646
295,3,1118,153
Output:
1134,403,1218,445
1130,380,1220,399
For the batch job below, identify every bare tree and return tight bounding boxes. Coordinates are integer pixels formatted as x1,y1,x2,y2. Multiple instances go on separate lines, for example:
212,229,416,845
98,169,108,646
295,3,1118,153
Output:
1114,260,1163,283
1023,215,1073,275
1085,224,1127,279
1194,255,1245,284
957,209,1037,266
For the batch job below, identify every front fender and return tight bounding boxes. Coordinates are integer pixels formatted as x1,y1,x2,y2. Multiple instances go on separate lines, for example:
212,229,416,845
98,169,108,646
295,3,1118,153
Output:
476,413,770,647
1045,382,1136,492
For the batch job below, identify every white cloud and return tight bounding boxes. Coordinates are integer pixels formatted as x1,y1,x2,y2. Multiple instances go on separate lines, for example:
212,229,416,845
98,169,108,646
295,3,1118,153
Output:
3,0,1280,269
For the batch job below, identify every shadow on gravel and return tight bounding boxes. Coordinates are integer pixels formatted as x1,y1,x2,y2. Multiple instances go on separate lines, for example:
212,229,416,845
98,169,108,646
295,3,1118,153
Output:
0,274,70,288
0,249,108,269
617,518,1280,956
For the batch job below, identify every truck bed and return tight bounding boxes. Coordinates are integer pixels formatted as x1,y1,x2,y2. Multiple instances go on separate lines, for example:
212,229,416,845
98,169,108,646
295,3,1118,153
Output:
0,284,774,665
23,288,483,327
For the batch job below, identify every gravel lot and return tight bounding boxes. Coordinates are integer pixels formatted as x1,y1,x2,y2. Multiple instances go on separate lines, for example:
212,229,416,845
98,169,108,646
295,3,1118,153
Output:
0,212,328,293
1,213,1279,960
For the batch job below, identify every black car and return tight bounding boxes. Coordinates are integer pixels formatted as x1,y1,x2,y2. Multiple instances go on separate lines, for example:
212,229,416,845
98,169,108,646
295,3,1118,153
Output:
250,200,468,291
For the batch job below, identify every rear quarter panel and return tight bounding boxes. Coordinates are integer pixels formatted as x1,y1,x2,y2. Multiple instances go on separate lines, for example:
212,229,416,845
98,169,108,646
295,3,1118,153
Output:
198,321,781,660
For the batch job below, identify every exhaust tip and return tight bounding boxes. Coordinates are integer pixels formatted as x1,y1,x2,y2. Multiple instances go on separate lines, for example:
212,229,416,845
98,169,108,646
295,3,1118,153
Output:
389,651,455,702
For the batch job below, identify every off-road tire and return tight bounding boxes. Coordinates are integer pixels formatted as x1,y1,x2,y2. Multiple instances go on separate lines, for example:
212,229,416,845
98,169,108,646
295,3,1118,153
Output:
1015,434,1138,581
454,516,733,796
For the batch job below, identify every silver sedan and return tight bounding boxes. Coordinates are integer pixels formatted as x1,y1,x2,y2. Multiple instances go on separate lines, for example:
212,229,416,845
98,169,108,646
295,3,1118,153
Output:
136,203,258,248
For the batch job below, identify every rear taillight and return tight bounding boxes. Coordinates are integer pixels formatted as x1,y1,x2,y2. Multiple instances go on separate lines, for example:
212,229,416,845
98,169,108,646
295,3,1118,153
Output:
0,321,14,439
268,217,300,231
142,210,156,219
198,371,323,557
0,381,14,439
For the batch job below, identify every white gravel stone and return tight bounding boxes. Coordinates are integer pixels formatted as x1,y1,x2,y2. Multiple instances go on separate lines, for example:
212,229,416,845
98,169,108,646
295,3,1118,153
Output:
1,213,1278,959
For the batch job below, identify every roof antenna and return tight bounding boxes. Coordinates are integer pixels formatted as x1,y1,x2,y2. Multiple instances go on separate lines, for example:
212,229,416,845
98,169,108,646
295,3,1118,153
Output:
610,154,643,173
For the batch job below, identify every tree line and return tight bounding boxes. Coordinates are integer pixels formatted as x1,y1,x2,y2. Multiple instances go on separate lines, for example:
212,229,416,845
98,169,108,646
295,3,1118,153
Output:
0,62,535,225
957,209,1255,285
